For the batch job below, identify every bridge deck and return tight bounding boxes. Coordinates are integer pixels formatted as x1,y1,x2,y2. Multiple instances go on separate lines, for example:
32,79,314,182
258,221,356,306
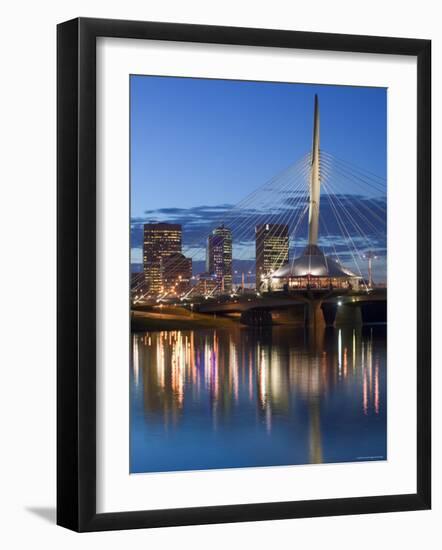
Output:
195,288,386,314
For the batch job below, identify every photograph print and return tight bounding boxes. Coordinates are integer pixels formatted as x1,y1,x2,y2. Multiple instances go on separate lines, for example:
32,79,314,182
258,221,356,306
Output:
130,76,387,474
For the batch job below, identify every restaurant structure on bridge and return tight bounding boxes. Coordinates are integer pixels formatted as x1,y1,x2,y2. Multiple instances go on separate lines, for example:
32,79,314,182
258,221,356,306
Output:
261,244,362,292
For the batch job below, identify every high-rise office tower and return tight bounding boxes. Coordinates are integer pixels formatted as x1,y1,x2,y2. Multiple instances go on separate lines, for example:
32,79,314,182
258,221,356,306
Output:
255,223,289,288
143,223,182,294
206,225,233,292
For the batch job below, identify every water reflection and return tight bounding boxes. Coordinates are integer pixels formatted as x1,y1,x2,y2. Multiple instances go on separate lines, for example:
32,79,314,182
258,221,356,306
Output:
130,325,386,473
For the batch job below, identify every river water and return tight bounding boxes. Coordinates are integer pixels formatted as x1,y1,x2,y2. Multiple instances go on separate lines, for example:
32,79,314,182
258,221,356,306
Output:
130,325,386,473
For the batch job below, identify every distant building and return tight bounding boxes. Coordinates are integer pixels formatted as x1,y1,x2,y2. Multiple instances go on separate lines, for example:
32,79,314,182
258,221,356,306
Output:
255,224,289,288
187,272,219,298
161,253,192,296
143,223,182,294
206,225,233,292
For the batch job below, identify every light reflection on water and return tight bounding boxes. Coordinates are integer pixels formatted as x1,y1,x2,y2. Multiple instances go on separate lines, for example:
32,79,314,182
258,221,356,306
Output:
130,325,386,473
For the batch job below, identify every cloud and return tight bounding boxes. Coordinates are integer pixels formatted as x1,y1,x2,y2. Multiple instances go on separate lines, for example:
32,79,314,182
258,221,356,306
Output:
130,247,143,264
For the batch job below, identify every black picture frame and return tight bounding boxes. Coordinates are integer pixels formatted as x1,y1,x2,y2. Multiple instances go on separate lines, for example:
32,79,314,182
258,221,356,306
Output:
57,17,431,532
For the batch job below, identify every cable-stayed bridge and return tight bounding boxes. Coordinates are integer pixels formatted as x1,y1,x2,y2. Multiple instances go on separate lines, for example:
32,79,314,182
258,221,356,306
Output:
132,95,386,328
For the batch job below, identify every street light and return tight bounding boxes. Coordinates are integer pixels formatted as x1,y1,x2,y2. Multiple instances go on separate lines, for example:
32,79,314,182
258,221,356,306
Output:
363,251,378,288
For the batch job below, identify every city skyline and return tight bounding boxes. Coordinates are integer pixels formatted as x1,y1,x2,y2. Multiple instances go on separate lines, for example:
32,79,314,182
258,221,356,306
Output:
141,220,296,298
130,76,387,282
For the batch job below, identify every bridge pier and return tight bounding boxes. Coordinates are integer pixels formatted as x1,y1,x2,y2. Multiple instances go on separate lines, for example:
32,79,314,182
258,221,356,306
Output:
304,300,326,329
304,300,338,328
321,302,338,327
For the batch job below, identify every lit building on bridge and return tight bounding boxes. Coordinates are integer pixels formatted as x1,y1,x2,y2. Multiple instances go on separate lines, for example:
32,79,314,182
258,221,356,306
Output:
264,249,361,291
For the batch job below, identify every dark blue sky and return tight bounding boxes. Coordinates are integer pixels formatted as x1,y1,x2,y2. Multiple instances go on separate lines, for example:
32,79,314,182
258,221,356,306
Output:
130,76,387,281
131,75,386,217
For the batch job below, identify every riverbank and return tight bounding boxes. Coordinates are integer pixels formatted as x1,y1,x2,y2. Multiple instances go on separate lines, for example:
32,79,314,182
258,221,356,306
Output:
131,306,239,332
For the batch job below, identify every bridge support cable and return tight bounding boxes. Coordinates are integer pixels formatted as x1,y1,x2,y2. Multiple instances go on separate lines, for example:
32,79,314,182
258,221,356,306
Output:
319,179,369,286
191,152,310,237
208,161,309,284
250,171,310,270
320,158,387,228
247,175,309,250
319,178,386,267
318,205,340,265
180,153,311,265
223,159,311,272
150,152,312,298
320,168,384,252
321,150,387,194
272,195,310,269
289,203,310,269
320,160,387,225
321,184,377,277
227,160,311,258
224,152,312,214
320,152,386,197
318,154,386,285
319,184,369,291
253,192,310,280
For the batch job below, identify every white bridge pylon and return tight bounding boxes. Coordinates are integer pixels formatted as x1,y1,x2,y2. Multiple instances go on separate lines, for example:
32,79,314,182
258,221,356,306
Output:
308,94,321,249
